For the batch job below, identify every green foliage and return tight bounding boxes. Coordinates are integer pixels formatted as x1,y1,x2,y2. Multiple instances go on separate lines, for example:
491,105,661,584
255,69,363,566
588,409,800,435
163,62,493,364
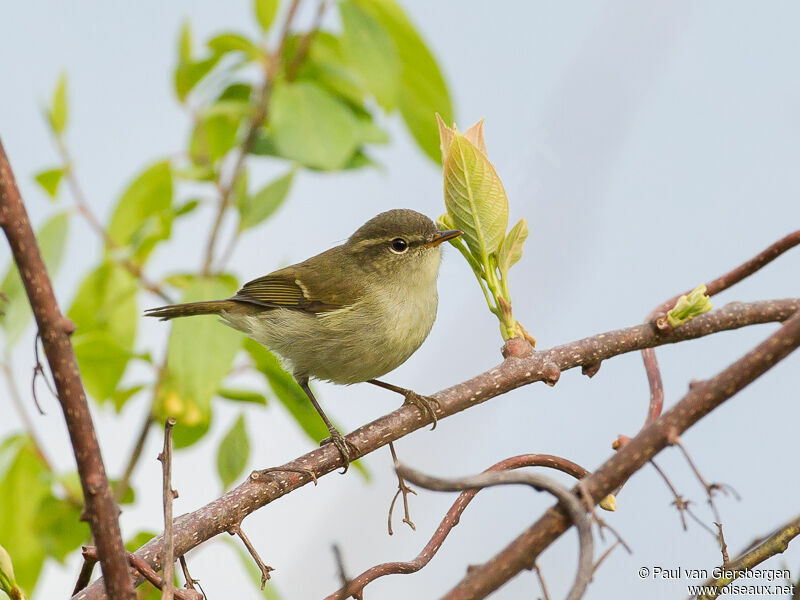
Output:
48,74,68,135
207,33,260,60
159,276,242,448
217,414,250,489
237,168,294,231
0,213,69,351
107,161,174,264
33,168,65,199
353,0,453,161
269,81,361,170
437,118,531,342
68,262,138,402
254,0,279,32
0,543,26,600
218,388,268,405
0,436,51,596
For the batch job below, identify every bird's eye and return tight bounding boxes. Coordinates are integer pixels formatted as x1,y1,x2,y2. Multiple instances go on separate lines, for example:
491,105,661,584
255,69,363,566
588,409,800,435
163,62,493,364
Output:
389,238,409,253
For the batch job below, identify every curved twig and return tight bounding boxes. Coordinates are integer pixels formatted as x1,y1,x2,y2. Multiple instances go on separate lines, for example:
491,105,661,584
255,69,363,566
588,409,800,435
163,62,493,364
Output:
641,230,800,425
395,465,594,600
328,454,592,600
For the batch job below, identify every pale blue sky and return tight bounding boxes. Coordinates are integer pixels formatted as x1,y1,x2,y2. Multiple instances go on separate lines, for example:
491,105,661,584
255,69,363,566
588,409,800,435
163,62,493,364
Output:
2,2,799,599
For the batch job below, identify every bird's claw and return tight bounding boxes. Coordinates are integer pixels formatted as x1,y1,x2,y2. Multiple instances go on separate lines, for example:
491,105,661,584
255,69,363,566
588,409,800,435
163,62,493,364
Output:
403,391,440,430
320,429,359,474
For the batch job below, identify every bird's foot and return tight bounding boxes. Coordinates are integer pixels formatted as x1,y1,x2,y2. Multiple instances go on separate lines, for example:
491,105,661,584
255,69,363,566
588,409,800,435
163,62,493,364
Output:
402,390,440,430
320,428,359,474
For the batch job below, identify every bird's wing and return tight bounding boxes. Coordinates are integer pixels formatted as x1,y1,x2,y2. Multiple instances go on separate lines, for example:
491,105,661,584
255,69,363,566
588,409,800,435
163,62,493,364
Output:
232,252,362,314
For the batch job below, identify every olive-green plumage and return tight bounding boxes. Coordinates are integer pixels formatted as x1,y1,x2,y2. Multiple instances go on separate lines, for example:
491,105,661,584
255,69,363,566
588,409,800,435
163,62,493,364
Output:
145,209,461,469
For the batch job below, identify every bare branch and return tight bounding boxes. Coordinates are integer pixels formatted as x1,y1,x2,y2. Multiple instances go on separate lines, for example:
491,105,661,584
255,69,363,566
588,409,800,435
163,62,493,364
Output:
442,308,800,598
74,298,799,600
0,139,135,600
395,465,594,600
157,418,177,600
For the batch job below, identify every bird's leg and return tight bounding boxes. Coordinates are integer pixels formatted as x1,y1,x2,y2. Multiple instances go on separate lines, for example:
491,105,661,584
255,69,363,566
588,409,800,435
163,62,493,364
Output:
298,378,359,473
367,379,440,430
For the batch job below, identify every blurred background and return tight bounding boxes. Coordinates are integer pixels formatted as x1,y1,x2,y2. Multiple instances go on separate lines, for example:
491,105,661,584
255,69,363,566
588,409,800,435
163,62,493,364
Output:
1,1,799,598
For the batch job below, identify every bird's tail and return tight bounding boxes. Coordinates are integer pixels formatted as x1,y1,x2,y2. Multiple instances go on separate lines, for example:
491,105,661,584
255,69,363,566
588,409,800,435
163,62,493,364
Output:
144,300,236,321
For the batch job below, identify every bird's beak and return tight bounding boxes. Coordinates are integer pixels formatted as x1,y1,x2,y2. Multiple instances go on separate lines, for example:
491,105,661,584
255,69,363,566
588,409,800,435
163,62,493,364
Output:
425,229,463,247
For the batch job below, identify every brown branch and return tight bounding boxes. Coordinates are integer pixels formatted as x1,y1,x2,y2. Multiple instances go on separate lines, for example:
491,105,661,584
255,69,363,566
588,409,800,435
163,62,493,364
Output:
0,139,136,599
395,465,594,600
73,297,799,599
387,441,417,534
328,454,593,600
81,547,201,600
227,524,273,589
641,229,800,425
157,418,177,600
441,307,800,598
696,515,800,600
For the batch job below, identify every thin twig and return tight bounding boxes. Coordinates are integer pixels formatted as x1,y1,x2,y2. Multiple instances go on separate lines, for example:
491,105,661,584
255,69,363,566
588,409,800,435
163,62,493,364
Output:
641,229,800,425
228,524,273,589
71,557,97,596
532,563,552,600
178,556,201,596
327,454,594,600
442,308,800,598
331,544,353,600
74,298,800,600
387,442,416,534
395,465,594,600
2,360,52,469
649,459,689,530
158,418,177,600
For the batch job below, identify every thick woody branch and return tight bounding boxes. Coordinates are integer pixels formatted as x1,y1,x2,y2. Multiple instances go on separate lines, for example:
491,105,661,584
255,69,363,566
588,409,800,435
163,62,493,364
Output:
74,298,799,599
0,139,135,599
442,308,800,598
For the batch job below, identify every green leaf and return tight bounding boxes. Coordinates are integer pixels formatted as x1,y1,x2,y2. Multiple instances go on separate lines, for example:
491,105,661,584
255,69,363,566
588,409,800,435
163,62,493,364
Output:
442,133,508,258
160,276,242,448
299,33,369,109
237,169,294,231
110,384,145,413
0,435,51,596
33,496,88,563
174,55,222,103
178,21,192,64
354,0,453,162
218,388,267,405
107,161,173,263
33,168,65,200
208,33,259,60
67,262,138,403
243,340,369,480
339,0,400,110
48,73,68,135
125,530,156,553
269,81,359,170
255,0,279,32
217,414,250,490
191,113,241,164
0,213,69,350
496,218,528,274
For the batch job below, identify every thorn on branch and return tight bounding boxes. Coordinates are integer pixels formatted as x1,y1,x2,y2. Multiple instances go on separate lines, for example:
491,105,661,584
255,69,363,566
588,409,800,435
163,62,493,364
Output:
581,361,602,378
387,442,416,535
541,362,560,386
228,524,273,589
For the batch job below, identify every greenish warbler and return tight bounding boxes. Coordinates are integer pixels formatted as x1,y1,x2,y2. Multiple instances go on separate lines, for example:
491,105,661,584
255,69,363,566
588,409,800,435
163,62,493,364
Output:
146,209,462,470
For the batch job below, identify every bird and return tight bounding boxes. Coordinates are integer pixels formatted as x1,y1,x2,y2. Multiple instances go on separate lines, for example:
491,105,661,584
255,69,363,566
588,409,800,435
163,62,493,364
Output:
145,209,462,471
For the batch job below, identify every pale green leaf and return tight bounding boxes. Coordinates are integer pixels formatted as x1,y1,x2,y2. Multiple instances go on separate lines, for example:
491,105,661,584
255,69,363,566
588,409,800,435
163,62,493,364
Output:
301,33,369,108
1,213,69,350
107,161,173,263
33,168,65,200
237,169,294,231
269,81,359,170
178,21,192,63
48,74,68,135
354,0,453,162
207,33,259,60
255,0,279,32
0,435,51,595
162,277,242,447
33,496,88,563
339,0,399,110
496,218,528,274
217,414,250,490
67,262,138,402
443,134,508,258
174,55,222,103
191,113,241,163
218,388,267,405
